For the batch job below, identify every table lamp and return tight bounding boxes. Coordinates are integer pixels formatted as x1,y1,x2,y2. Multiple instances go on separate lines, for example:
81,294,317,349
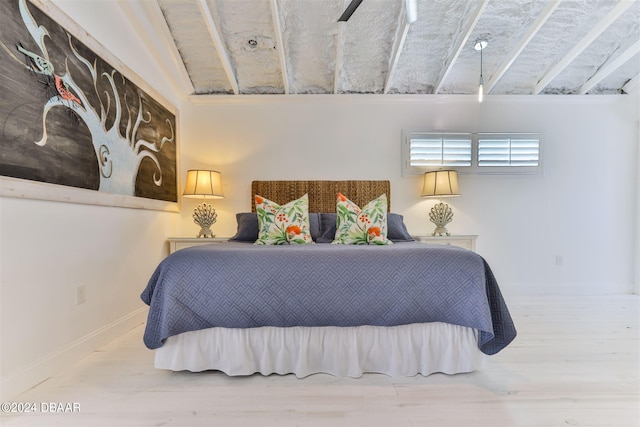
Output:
183,170,224,238
421,170,460,236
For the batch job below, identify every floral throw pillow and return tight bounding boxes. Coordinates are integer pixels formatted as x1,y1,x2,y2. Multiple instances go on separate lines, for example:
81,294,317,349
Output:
254,194,313,245
333,193,392,245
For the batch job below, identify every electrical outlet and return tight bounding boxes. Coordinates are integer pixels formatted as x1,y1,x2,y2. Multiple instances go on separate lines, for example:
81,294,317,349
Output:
76,285,86,305
555,255,563,266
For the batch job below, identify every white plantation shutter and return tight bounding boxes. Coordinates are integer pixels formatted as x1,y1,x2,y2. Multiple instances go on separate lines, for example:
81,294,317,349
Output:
403,131,542,175
478,134,540,167
408,134,472,168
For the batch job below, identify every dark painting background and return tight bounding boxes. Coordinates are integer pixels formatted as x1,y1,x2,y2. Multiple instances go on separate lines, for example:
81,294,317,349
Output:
0,0,178,203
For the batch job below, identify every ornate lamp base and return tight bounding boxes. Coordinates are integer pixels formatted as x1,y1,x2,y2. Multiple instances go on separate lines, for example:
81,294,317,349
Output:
193,203,218,238
429,202,453,236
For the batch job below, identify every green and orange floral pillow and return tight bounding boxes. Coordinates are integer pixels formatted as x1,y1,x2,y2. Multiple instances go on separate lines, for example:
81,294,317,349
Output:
332,193,392,245
254,194,314,245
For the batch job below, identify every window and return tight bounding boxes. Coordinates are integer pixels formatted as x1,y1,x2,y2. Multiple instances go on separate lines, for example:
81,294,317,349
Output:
403,133,472,174
402,131,542,175
477,133,541,173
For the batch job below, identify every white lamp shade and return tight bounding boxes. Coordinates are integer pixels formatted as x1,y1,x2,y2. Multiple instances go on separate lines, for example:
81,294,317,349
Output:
183,170,224,199
421,170,460,198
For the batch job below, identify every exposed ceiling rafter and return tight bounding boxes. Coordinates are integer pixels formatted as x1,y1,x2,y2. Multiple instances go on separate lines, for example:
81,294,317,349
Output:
580,40,640,94
622,72,639,94
534,0,634,94
117,0,194,97
333,0,354,93
269,0,289,94
486,0,561,94
334,21,344,94
433,0,489,94
197,0,239,95
384,0,417,94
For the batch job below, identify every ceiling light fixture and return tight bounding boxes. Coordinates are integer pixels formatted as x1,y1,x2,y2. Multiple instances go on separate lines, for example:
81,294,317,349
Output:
474,39,488,103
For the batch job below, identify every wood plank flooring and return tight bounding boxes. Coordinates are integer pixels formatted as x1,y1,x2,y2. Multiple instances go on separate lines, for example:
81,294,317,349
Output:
1,295,638,426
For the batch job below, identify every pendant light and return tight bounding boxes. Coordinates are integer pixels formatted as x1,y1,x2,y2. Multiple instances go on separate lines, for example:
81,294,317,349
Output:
474,39,488,103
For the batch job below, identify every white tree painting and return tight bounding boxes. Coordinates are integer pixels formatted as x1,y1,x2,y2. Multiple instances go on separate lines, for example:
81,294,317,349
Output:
0,0,177,203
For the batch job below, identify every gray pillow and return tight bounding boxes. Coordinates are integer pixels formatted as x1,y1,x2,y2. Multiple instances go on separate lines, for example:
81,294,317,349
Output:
228,212,259,242
230,212,321,242
318,212,413,243
387,213,414,242
317,213,338,243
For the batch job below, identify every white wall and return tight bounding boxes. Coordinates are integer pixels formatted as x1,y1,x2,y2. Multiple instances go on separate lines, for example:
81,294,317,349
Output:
636,112,640,295
0,1,180,399
179,94,638,296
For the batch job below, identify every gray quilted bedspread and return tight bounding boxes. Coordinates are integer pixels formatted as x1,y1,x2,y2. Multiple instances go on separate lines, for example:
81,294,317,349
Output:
141,242,516,355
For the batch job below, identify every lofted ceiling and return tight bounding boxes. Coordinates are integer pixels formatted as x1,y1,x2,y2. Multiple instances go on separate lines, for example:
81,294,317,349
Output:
121,0,640,97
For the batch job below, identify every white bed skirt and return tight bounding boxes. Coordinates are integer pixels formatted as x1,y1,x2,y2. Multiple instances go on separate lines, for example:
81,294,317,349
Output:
154,323,486,378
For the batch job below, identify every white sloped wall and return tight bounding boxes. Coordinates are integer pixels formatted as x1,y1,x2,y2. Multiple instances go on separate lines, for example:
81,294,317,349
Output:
0,0,181,400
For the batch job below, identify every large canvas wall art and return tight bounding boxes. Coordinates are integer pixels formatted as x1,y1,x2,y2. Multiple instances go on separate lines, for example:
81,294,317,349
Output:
0,0,178,210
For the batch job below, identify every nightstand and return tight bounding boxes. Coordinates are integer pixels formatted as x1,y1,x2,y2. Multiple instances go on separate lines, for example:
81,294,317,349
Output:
413,234,478,252
167,237,229,254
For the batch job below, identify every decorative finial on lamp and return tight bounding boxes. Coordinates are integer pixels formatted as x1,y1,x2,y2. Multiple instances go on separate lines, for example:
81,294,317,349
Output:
183,170,224,238
421,170,460,236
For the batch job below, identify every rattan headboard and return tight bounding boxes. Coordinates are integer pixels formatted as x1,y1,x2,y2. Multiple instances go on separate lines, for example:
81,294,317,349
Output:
251,180,390,213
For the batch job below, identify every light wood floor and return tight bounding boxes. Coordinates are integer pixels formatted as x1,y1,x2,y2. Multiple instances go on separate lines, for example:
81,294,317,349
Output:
1,295,638,427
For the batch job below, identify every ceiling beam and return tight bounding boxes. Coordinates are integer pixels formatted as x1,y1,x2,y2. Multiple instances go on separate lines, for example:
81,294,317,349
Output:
534,0,633,94
486,0,561,94
384,0,417,94
333,0,352,93
334,22,345,94
270,0,289,94
197,0,239,95
117,0,194,97
383,22,410,94
433,0,489,94
579,40,640,94
622,72,639,94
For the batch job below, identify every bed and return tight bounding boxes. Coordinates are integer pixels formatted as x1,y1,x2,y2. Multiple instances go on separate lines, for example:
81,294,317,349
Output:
141,180,516,377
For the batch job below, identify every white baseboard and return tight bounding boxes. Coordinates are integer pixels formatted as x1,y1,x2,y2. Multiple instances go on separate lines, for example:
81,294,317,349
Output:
502,281,635,296
0,307,147,401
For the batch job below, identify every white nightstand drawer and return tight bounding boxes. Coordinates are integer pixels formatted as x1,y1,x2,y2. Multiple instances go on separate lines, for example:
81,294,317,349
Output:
413,235,478,252
167,237,229,254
